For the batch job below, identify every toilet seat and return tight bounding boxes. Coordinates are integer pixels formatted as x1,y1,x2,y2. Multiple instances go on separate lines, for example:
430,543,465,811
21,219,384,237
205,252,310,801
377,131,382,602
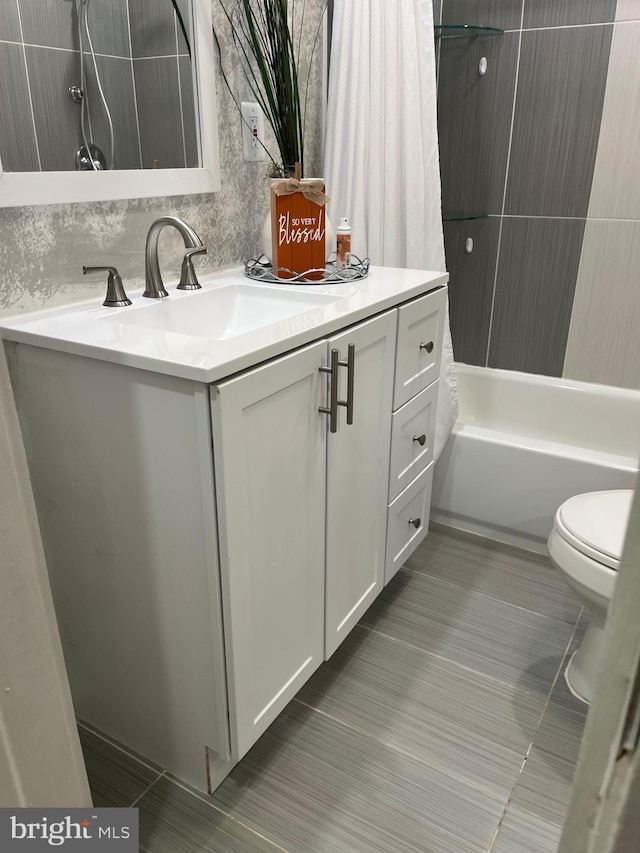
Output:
555,490,633,570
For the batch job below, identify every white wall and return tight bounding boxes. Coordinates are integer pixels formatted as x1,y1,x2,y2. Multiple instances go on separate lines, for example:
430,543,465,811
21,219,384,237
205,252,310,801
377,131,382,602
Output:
564,13,640,389
0,343,91,806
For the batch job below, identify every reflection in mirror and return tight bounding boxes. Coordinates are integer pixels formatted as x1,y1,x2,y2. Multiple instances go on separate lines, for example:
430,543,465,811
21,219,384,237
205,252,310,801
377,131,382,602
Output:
0,0,197,173
0,0,219,206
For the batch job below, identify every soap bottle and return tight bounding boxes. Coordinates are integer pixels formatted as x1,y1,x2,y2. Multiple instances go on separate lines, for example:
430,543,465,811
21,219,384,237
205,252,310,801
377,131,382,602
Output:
336,217,351,269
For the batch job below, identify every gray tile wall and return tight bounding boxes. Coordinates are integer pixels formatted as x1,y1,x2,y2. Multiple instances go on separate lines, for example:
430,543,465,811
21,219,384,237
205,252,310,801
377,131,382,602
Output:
25,46,82,172
504,26,613,217
523,0,617,28
134,58,186,169
127,0,195,169
443,217,500,365
438,0,638,385
0,42,40,172
129,0,182,58
19,0,76,51
82,0,130,58
442,0,523,30
18,0,130,57
128,0,196,171
487,218,586,375
438,32,520,216
0,0,21,42
563,19,640,390
85,57,141,171
179,56,198,169
0,0,192,173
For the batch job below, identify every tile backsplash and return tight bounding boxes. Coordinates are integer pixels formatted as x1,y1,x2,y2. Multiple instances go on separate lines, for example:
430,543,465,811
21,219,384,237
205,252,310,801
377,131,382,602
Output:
439,0,640,390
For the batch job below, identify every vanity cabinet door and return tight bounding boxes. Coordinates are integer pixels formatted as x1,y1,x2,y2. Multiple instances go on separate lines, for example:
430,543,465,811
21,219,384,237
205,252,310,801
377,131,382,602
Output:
211,341,327,760
324,311,397,658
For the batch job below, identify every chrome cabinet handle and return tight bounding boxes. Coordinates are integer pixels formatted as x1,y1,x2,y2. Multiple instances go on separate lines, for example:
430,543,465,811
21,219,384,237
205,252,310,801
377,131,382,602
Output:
420,341,434,353
413,434,426,446
319,348,339,433
338,343,355,425
320,344,355,433
408,517,421,529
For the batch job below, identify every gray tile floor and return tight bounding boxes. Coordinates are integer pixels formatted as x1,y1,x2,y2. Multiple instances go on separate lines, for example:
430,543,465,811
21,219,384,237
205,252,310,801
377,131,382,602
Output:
79,524,588,853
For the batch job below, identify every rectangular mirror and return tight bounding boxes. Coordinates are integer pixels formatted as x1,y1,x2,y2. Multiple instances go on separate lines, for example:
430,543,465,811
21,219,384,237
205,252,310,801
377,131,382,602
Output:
0,0,220,206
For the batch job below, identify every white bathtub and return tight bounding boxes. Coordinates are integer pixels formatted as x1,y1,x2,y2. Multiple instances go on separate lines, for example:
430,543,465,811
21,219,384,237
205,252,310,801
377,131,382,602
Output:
432,365,640,553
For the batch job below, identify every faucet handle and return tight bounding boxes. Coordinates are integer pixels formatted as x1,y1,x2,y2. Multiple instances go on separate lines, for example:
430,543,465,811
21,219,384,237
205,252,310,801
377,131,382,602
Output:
177,247,207,291
83,265,132,307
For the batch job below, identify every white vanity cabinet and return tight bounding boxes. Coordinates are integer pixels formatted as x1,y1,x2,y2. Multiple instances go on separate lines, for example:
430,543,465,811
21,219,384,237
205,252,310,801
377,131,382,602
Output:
3,347,233,791
211,311,397,758
1,269,448,795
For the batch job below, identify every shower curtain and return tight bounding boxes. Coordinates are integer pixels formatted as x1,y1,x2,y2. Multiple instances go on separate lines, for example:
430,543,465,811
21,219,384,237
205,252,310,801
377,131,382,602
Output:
325,0,457,459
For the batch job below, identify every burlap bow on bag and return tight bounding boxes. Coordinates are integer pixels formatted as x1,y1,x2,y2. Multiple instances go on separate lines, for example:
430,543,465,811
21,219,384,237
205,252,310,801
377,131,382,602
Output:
271,178,330,207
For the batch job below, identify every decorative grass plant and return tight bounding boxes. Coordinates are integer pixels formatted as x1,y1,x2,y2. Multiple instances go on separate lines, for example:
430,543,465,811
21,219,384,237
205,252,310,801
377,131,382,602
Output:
216,0,325,177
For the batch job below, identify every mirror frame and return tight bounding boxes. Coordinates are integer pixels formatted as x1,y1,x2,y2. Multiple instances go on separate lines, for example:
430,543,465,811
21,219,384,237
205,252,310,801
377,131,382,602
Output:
0,0,220,208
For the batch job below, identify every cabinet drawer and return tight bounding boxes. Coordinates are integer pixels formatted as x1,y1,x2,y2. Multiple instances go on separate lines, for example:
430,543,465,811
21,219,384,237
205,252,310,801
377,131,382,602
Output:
385,462,434,585
388,380,438,503
393,288,446,410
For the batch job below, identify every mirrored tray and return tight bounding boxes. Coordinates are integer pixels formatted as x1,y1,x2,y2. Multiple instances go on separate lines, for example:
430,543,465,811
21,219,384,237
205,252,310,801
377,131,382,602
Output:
245,254,370,285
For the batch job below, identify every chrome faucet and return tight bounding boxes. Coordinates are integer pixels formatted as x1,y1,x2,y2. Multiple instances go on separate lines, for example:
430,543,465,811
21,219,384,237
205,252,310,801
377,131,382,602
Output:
143,216,205,298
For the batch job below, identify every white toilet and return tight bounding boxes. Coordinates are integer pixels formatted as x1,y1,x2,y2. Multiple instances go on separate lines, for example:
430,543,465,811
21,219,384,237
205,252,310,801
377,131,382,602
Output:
547,489,634,704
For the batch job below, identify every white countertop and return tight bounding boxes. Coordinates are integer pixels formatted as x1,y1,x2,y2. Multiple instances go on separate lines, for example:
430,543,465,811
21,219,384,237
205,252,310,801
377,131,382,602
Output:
0,266,448,384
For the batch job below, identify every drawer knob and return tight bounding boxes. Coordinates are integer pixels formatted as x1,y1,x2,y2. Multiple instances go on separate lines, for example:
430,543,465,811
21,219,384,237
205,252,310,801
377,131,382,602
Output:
413,434,426,446
408,517,421,529
420,341,434,353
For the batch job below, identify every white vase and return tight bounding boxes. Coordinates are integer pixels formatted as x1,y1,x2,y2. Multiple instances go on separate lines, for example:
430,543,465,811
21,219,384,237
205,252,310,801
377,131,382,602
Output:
261,211,334,265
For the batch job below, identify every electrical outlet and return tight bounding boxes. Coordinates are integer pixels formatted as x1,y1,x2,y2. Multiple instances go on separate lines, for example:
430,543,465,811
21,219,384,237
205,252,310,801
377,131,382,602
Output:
241,101,265,162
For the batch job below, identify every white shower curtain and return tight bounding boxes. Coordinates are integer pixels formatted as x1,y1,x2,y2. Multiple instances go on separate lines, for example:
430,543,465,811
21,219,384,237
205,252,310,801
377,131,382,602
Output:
325,0,457,459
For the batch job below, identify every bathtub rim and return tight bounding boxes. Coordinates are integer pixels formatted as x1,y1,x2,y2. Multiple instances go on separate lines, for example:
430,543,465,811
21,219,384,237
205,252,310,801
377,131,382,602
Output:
455,362,640,404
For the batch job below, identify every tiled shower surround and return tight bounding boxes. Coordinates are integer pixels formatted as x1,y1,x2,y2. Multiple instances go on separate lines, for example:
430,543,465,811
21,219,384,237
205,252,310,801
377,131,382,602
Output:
0,0,195,171
437,0,640,390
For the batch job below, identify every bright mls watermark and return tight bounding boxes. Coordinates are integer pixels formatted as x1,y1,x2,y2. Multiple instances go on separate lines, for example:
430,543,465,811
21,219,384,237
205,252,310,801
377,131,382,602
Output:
0,809,138,851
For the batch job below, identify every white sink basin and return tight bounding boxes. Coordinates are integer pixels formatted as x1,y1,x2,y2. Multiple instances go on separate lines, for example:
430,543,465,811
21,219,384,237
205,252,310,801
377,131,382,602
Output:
106,283,341,340
0,266,449,384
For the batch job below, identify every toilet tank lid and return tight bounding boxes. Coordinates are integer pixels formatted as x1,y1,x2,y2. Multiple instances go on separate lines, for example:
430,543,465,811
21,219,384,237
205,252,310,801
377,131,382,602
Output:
557,490,634,567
